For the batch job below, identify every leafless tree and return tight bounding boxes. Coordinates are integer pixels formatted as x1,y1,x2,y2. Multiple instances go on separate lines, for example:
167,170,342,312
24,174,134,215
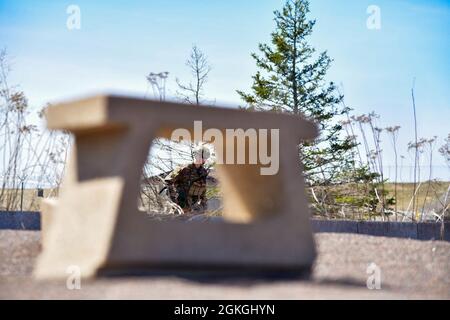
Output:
176,45,213,161
140,46,213,215
176,45,211,106
439,133,450,170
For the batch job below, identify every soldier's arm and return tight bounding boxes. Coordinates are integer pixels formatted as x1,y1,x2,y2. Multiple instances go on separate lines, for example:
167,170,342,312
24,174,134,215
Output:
173,167,189,185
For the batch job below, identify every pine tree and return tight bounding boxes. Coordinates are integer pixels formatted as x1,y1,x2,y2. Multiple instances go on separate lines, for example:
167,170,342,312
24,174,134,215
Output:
237,0,354,184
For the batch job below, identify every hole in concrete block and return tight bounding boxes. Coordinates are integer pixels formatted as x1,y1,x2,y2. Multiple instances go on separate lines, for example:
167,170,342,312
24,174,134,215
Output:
138,138,222,220
136,126,284,224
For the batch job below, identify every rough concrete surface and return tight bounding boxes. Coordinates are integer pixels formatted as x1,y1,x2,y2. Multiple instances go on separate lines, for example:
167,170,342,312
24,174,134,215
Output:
0,230,449,299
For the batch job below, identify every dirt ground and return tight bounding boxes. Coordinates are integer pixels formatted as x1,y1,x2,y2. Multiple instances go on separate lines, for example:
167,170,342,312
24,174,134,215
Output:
0,230,449,299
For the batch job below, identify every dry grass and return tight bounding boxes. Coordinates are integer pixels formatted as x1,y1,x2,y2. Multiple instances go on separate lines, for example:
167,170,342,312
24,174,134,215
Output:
0,188,57,211
384,181,449,212
1,182,448,220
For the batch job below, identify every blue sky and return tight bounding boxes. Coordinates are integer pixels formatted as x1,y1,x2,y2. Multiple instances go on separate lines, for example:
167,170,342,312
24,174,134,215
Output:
1,0,449,179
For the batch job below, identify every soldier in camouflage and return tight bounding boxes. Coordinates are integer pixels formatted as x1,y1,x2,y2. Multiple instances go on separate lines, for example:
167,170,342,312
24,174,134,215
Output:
166,146,210,213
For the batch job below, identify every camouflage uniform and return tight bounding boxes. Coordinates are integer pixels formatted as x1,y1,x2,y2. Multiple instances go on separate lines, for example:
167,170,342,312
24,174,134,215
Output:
166,163,208,212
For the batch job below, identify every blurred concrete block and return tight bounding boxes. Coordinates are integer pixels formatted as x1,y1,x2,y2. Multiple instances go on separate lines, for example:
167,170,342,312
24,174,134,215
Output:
39,198,57,246
34,95,318,279
187,214,224,223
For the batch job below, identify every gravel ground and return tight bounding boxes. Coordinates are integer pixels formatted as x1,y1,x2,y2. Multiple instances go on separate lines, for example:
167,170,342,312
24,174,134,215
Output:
0,230,449,299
